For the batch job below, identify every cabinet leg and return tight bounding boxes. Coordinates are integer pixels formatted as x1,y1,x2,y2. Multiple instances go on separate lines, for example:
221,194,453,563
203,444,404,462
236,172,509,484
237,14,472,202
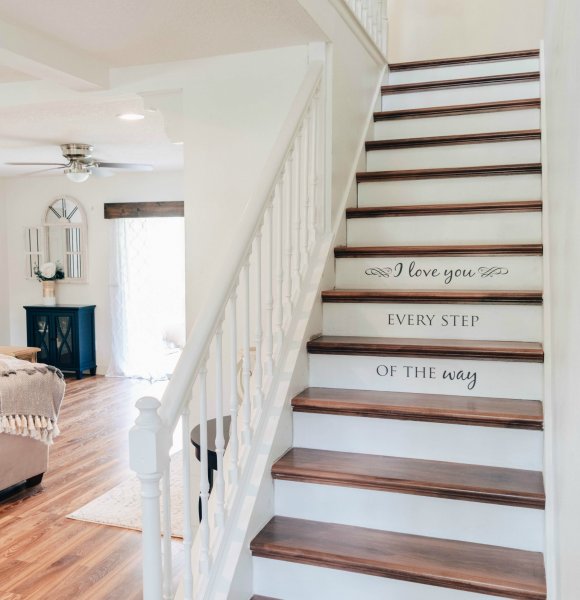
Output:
90,367,97,376
76,371,83,380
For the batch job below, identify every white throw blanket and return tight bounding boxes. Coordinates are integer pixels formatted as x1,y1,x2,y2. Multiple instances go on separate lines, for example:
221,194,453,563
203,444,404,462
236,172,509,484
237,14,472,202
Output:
0,354,65,444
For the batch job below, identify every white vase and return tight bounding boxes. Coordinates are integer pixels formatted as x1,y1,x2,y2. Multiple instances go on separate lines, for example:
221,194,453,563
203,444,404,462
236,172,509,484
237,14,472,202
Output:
42,280,56,306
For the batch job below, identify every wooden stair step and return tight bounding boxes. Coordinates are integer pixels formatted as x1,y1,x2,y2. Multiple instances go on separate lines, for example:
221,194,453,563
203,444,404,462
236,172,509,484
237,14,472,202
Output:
334,243,543,258
292,387,543,430
250,596,280,600
307,336,544,362
389,49,540,72
251,516,546,599
346,200,542,218
356,163,541,182
321,289,543,305
382,71,540,95
366,130,540,151
374,98,541,121
273,447,545,508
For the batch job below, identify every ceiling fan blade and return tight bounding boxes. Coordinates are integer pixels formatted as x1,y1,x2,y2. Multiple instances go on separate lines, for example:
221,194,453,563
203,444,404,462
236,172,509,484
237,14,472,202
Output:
94,161,153,171
89,167,115,178
25,167,67,176
5,162,68,166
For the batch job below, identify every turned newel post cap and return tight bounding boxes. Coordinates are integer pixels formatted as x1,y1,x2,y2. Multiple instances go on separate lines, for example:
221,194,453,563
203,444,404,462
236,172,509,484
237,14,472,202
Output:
129,396,169,474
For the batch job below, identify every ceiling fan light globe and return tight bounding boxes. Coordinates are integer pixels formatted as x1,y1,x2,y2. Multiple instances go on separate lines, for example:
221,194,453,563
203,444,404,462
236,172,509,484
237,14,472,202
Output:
116,112,145,121
66,171,90,183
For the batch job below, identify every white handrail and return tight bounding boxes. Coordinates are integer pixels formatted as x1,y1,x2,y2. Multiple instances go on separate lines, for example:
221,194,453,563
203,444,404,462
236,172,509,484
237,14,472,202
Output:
158,63,323,430
130,60,326,600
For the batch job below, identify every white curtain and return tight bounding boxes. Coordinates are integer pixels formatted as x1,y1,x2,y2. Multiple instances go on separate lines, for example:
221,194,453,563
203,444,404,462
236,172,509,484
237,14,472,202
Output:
108,217,185,380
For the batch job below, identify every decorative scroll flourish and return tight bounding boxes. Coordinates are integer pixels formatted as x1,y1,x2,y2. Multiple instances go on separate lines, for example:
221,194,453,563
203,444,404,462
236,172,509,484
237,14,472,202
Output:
365,267,392,278
479,266,510,278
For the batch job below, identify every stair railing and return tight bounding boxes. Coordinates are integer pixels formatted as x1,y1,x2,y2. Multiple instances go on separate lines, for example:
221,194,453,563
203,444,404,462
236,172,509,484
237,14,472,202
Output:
344,0,388,56
129,60,327,600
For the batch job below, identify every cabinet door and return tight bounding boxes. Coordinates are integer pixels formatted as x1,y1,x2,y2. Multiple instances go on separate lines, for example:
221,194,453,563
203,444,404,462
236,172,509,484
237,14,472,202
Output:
53,313,75,369
30,313,51,363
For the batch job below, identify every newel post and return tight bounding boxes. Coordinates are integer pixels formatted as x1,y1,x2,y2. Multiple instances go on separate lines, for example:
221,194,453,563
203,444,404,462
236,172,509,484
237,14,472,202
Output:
129,396,171,600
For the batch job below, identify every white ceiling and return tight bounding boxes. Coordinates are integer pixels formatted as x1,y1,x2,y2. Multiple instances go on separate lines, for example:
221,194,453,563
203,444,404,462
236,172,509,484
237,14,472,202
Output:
0,0,323,67
0,0,324,178
0,97,183,176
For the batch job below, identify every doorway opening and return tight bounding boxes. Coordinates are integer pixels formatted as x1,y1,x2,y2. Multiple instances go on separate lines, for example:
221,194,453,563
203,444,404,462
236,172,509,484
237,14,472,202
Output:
108,215,185,380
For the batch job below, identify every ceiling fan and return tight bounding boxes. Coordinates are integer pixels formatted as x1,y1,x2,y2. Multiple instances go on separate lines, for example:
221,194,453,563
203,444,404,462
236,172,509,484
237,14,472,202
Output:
5,143,153,183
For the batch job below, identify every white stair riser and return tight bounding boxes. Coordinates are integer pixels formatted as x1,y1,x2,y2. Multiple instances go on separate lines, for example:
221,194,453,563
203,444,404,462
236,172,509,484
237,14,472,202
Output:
275,481,544,552
254,556,512,600
293,412,543,470
382,81,540,111
357,174,542,206
323,303,543,342
366,140,540,171
387,59,540,85
347,211,542,246
335,256,542,291
309,354,543,400
374,109,540,141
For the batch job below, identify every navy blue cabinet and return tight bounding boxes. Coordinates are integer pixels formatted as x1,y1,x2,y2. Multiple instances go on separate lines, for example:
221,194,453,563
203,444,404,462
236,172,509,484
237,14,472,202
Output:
24,305,96,379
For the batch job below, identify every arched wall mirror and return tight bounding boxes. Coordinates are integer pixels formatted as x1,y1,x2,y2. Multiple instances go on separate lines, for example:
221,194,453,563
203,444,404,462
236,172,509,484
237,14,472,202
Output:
24,196,88,281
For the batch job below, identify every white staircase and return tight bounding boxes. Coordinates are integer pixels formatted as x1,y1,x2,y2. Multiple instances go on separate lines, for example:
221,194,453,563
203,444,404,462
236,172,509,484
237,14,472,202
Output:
250,49,547,600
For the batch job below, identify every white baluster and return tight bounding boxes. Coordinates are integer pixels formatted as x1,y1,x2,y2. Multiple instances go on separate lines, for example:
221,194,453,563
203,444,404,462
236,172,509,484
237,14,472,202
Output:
228,294,239,485
274,179,285,340
300,117,309,265
198,365,210,573
181,407,194,599
162,458,173,600
214,326,226,528
130,397,165,600
308,96,318,249
241,261,252,445
253,233,263,413
264,202,274,376
284,152,294,311
291,138,301,287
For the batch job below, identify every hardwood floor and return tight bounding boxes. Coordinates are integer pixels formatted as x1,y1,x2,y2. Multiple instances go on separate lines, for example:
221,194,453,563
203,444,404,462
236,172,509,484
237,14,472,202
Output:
0,376,184,600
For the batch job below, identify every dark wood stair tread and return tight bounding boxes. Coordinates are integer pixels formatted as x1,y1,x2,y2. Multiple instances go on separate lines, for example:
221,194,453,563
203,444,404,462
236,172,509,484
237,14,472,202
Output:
335,243,542,257
366,130,540,151
307,336,544,362
357,163,541,182
273,448,545,508
382,72,540,95
292,387,543,430
346,200,542,218
251,517,546,599
374,98,541,121
321,289,543,305
389,49,540,72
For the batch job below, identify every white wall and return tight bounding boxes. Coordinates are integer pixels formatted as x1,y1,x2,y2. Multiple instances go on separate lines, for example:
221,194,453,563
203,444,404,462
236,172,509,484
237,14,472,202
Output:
387,0,544,63
544,0,580,596
2,171,183,373
0,186,10,342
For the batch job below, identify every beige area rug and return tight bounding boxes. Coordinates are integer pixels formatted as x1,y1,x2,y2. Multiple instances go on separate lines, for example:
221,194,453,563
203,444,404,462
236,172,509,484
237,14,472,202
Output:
67,451,200,539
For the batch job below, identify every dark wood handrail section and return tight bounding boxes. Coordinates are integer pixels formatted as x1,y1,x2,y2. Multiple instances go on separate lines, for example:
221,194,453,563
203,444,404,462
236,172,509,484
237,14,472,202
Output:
307,336,544,363
292,387,544,430
374,99,541,121
357,163,541,182
320,290,543,305
346,200,542,218
382,72,540,95
366,130,540,151
334,243,543,257
389,49,540,72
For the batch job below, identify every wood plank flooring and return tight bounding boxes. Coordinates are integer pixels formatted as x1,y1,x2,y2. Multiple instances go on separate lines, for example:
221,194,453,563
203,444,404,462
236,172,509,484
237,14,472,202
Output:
0,376,183,600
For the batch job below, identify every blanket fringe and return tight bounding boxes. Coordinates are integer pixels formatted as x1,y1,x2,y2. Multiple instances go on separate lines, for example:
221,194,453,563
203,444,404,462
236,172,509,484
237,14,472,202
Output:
0,413,60,445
